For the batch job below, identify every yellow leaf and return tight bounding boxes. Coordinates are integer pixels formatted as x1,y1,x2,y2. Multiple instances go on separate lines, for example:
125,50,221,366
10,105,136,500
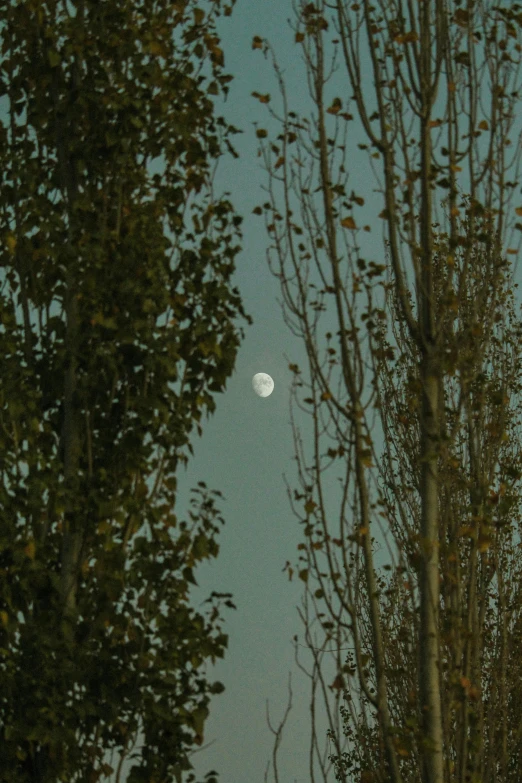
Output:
295,32,305,42
478,119,489,130
515,207,522,216
24,539,36,560
0,611,8,627
394,31,419,44
341,216,357,230
148,41,165,56
194,7,205,24
210,45,223,64
478,537,492,552
256,128,267,138
252,36,263,50
327,98,342,115
6,234,16,254
252,91,270,104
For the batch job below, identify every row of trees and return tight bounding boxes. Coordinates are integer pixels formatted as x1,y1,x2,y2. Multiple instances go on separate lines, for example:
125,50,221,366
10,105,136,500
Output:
0,1,250,781
253,1,522,782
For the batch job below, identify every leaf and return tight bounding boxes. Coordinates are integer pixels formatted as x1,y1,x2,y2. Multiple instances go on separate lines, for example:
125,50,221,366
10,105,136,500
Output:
341,216,357,230
394,31,419,44
251,91,270,104
47,49,61,68
327,98,342,115
209,45,224,65
191,705,208,737
304,499,317,514
193,7,205,24
252,35,264,49
147,41,165,56
298,569,309,583
478,119,489,130
256,128,268,138
453,8,470,27
24,539,36,560
330,674,345,690
455,50,471,66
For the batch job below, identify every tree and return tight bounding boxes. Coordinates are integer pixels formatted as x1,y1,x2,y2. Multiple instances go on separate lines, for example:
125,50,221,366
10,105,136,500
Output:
0,1,250,781
251,1,522,781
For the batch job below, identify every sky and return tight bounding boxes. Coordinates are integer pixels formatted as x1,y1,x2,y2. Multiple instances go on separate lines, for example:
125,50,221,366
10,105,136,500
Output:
2,1,522,782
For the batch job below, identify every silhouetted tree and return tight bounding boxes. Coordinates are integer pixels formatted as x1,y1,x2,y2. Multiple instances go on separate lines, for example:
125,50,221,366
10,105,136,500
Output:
0,1,250,781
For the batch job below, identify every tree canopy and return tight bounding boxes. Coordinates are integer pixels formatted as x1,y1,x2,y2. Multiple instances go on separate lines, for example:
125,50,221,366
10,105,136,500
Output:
0,1,250,781
252,1,522,781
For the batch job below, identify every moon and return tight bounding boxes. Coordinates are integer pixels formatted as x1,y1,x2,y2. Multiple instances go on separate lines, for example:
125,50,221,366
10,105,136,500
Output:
252,372,274,398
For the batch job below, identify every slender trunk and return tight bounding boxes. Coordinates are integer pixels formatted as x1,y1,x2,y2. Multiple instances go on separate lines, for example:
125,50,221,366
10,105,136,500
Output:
419,358,444,783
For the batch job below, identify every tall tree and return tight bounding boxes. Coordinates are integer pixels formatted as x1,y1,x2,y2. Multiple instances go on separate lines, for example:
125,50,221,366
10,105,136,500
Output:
251,1,522,781
0,1,250,782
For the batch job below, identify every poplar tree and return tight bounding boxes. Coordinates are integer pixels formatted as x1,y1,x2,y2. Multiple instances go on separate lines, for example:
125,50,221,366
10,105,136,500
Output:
252,1,522,781
0,1,250,781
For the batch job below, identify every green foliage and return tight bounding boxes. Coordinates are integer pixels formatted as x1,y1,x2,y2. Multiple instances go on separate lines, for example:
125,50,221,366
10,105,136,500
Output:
0,0,249,780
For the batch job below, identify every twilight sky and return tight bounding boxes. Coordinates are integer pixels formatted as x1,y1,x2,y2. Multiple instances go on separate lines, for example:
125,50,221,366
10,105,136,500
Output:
149,3,522,782
2,1,522,782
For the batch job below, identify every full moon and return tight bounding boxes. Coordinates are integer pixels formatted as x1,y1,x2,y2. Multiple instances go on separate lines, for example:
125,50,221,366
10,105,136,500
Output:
252,372,274,398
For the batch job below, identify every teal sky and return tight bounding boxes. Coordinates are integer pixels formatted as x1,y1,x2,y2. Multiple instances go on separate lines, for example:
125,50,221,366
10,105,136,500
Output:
159,3,522,782
2,1,522,782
